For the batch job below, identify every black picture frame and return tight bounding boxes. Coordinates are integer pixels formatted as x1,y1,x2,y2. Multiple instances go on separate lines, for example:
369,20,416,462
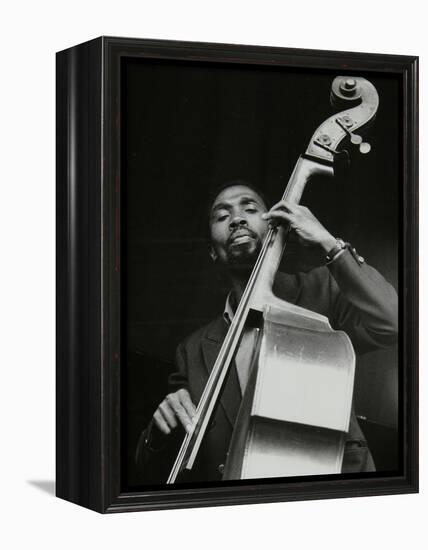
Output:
56,36,418,513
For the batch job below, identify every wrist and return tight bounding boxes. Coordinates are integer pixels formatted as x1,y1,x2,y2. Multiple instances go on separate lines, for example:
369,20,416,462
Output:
325,238,347,263
319,233,337,253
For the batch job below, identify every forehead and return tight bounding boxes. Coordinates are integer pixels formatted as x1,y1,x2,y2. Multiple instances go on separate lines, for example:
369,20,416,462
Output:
211,185,266,210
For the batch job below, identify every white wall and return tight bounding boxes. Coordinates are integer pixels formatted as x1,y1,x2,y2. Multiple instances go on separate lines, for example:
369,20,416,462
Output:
1,1,425,548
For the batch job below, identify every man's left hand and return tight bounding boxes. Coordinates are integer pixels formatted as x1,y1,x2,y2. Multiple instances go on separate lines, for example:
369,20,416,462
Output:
262,200,337,252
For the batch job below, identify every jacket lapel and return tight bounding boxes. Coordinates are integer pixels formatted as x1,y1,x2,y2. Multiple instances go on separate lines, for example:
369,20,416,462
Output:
201,317,241,428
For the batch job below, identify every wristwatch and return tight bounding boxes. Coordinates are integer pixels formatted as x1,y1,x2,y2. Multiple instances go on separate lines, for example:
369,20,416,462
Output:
325,238,347,263
326,238,365,265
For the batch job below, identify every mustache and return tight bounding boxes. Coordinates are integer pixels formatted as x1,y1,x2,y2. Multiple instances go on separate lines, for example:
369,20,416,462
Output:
227,228,258,246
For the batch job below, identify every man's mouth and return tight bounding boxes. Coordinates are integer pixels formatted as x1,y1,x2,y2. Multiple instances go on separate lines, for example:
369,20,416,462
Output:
228,231,256,247
231,235,252,245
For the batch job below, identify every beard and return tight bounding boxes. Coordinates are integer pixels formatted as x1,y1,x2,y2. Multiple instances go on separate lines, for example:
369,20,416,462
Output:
225,233,263,273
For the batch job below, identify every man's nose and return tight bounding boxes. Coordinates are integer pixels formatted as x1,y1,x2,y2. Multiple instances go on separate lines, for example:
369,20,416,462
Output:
229,216,248,231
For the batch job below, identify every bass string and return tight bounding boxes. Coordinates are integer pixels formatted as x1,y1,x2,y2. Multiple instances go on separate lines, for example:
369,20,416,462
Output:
171,175,299,478
192,172,302,424
168,229,276,478
193,226,275,408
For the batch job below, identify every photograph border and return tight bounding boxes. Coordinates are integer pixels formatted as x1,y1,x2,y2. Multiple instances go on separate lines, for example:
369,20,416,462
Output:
56,36,418,513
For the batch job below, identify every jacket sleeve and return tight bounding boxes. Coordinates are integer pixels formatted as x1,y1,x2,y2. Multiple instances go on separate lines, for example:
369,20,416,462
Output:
168,341,190,392
134,343,189,482
326,248,398,354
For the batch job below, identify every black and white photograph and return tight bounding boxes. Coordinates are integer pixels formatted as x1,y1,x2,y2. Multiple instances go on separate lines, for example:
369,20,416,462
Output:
122,56,401,490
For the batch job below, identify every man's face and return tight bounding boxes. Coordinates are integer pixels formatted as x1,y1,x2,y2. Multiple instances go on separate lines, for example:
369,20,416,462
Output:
209,185,269,268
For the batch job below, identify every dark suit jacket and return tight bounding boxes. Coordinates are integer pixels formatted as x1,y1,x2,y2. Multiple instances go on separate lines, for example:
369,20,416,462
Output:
136,249,398,482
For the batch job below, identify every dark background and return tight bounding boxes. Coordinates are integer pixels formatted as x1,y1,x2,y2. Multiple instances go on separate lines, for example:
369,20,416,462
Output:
122,58,400,488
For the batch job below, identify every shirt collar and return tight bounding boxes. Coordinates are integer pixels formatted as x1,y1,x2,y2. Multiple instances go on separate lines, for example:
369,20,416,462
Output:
223,292,234,326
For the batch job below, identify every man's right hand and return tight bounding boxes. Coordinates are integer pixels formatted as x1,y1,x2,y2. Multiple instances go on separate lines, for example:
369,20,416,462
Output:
153,388,197,435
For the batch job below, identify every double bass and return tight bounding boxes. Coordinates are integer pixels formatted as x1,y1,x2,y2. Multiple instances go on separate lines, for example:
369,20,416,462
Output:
168,76,379,482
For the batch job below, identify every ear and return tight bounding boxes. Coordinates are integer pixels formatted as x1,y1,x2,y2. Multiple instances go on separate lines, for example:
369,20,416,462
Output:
209,247,218,262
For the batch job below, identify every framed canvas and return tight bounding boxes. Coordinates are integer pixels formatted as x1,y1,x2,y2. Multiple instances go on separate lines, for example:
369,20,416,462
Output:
56,36,418,513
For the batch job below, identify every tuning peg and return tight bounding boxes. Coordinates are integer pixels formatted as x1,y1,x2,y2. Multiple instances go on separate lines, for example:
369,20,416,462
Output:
350,133,363,145
335,117,370,155
359,142,371,154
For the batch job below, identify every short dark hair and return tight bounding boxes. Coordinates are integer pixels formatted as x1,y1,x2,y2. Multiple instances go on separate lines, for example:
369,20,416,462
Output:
207,179,270,220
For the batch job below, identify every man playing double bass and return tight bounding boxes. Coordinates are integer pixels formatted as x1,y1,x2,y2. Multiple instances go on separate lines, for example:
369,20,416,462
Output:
135,180,398,482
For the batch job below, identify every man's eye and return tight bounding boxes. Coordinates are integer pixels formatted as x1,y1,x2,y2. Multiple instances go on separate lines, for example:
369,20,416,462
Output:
217,214,228,222
246,207,257,213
